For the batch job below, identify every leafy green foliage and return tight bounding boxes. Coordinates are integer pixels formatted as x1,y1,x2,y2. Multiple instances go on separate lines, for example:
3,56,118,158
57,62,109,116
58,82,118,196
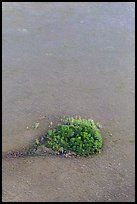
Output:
44,117,103,156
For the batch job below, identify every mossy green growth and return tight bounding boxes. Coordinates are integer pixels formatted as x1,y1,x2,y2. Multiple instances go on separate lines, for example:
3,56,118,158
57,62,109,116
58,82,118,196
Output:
45,117,103,156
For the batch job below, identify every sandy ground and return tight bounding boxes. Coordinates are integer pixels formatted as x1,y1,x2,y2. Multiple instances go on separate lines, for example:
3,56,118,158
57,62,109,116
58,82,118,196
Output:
2,140,135,202
2,2,135,202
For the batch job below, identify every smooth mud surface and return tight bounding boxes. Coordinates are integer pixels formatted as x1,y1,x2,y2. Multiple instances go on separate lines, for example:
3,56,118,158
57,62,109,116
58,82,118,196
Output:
2,2,135,202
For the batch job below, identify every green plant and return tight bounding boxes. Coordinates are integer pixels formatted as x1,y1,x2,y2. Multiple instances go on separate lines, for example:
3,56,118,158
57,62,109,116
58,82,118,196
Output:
40,116,103,156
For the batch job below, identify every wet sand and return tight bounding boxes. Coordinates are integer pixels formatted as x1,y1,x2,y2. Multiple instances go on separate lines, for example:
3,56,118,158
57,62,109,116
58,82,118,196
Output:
2,2,135,202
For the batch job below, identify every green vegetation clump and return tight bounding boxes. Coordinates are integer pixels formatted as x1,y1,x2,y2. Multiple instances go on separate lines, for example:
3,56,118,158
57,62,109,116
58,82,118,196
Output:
44,116,103,156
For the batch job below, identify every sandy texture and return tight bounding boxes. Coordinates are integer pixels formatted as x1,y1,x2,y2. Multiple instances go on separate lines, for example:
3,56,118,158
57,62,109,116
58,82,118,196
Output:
2,141,135,202
2,2,135,202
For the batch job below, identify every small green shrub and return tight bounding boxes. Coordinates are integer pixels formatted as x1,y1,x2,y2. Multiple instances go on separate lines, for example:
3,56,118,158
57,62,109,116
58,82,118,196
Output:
43,116,103,156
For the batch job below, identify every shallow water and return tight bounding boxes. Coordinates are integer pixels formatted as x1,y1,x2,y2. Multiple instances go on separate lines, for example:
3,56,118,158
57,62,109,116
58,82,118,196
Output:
2,2,135,152
2,3,135,202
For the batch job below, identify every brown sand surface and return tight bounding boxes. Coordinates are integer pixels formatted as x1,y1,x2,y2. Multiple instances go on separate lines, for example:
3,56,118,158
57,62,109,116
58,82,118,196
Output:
2,2,135,202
